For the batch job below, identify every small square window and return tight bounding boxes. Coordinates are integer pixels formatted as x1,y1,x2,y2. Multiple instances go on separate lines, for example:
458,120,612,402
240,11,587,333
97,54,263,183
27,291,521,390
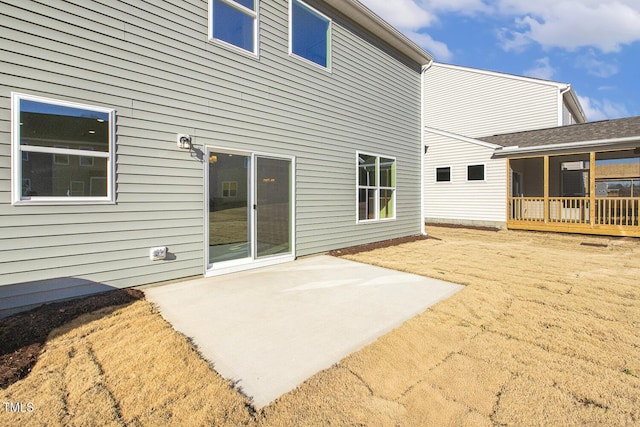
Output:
290,0,331,69
54,146,69,165
468,164,485,181
222,181,238,198
79,147,94,167
436,167,451,182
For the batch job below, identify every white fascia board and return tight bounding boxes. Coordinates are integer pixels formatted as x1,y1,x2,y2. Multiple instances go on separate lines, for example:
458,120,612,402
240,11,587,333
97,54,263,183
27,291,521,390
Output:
493,136,640,157
425,127,502,150
431,62,570,89
563,88,588,123
321,0,433,65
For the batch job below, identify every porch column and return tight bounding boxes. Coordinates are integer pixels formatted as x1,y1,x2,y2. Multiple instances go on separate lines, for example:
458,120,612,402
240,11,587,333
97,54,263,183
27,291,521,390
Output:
506,158,511,223
544,155,549,223
589,151,596,226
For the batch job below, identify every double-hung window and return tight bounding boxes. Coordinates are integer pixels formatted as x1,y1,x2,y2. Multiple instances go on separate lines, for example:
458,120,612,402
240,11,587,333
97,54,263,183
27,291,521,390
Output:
290,0,331,69
11,93,115,204
210,0,258,55
357,153,396,222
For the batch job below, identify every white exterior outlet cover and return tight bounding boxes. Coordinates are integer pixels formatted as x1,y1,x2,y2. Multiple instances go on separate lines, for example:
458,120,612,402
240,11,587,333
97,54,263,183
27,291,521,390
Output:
150,246,168,261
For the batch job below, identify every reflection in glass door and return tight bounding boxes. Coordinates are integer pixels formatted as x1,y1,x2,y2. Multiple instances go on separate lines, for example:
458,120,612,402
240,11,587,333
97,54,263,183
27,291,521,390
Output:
207,150,293,271
256,157,292,258
208,152,251,264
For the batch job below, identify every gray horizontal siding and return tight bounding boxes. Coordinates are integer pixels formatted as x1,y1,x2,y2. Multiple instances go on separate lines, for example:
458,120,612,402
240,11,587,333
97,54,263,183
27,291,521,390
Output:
0,0,423,314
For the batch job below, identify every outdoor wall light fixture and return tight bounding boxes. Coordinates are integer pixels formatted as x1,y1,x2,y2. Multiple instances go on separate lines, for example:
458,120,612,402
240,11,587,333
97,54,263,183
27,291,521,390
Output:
177,134,192,150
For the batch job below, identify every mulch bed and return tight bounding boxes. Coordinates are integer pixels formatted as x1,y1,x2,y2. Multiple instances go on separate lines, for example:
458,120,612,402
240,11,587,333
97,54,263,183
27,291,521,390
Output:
328,234,432,256
0,289,144,389
424,222,501,232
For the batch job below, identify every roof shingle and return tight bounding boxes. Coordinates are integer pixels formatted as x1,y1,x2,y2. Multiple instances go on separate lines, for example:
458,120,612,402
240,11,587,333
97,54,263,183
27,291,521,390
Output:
480,116,640,148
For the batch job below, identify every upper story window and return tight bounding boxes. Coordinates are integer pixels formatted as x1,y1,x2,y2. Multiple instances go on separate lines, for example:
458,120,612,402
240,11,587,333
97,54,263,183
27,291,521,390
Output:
290,0,331,69
210,0,258,55
11,93,115,205
467,164,485,181
358,153,396,222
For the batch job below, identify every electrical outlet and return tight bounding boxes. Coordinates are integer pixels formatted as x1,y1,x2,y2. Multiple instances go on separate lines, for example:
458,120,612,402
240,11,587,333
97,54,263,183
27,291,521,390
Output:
150,246,168,261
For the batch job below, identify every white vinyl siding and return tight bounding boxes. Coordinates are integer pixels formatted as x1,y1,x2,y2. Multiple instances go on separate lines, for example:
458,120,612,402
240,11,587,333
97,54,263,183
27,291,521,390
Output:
0,0,423,316
424,64,562,138
563,103,576,125
424,131,506,225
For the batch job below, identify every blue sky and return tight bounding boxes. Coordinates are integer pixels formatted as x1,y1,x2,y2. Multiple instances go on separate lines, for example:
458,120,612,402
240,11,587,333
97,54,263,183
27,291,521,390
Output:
359,0,640,121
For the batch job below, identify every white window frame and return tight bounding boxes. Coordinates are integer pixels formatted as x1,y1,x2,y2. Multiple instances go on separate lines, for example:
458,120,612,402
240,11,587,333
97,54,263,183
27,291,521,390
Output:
53,146,70,165
70,180,85,196
208,0,259,57
289,0,332,71
11,92,116,205
222,181,238,198
467,163,486,182
435,166,452,183
356,152,396,223
79,146,94,167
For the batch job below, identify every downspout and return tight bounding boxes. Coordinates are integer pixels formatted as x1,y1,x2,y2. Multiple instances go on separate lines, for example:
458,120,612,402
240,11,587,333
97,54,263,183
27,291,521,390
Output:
420,60,434,235
559,85,571,125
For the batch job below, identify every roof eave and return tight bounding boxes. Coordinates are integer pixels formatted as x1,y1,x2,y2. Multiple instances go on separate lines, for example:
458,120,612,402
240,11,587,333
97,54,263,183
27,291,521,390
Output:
492,136,640,158
322,0,434,65
563,87,588,123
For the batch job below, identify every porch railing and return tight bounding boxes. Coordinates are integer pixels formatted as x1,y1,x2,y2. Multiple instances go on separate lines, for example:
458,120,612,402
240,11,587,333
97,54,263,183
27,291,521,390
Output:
549,197,590,224
595,197,639,227
509,197,640,227
510,197,545,222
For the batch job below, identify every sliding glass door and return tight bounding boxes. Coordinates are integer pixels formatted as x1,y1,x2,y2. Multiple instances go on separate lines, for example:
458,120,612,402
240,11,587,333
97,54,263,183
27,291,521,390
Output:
207,149,293,273
256,156,292,258
208,151,251,264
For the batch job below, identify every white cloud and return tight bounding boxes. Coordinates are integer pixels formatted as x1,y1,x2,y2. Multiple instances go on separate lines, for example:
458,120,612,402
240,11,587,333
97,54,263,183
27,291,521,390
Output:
360,0,452,61
365,0,640,54
360,0,436,29
523,57,555,80
577,95,630,121
423,0,492,15
497,1,640,52
576,51,619,78
405,31,454,62
362,0,640,64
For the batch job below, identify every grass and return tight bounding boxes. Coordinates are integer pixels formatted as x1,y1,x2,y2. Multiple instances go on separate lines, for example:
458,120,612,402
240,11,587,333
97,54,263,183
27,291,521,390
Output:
1,226,639,426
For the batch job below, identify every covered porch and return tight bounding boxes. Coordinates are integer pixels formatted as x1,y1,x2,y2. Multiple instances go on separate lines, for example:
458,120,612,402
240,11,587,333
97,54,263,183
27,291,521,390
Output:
507,149,640,237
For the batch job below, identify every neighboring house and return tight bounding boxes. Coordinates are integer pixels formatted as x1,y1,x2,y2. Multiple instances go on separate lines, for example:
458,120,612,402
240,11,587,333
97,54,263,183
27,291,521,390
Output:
0,0,433,317
422,62,587,228
484,116,640,238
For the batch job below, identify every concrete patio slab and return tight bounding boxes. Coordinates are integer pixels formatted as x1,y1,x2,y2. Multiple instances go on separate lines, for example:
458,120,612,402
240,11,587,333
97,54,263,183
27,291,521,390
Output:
144,255,463,408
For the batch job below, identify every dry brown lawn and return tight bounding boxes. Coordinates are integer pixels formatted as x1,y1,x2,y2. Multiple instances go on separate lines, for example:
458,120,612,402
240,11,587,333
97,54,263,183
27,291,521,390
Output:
2,226,639,426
